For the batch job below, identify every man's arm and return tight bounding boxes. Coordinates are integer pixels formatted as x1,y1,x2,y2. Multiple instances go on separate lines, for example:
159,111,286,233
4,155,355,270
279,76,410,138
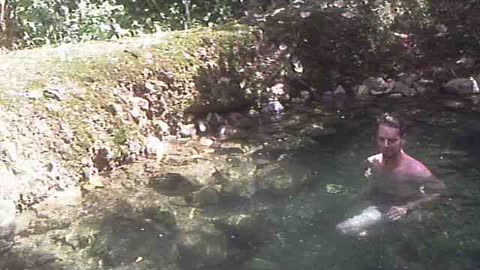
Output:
386,175,445,221
403,176,446,211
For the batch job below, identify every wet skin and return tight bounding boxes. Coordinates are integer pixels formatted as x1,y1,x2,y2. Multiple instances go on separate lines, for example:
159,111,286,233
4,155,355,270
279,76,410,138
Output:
363,124,445,222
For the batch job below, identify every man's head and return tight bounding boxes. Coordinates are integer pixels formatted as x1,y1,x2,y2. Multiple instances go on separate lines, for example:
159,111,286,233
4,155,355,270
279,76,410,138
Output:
376,113,405,159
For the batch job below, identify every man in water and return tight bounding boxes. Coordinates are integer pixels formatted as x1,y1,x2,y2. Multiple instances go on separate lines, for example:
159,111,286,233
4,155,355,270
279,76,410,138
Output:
337,113,445,236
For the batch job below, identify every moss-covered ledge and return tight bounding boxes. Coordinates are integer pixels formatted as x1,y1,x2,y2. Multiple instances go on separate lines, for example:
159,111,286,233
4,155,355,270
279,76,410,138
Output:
0,24,258,207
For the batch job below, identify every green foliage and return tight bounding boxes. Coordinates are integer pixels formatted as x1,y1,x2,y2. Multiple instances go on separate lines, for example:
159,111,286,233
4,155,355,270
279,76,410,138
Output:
117,0,248,31
12,0,127,47
2,0,263,48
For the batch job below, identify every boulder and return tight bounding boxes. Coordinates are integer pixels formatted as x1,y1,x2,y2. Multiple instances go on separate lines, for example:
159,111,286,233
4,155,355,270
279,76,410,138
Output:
353,84,369,96
261,100,284,114
412,82,429,95
397,73,420,85
334,85,346,96
363,77,388,95
178,124,196,138
144,135,168,161
444,78,479,95
392,81,416,97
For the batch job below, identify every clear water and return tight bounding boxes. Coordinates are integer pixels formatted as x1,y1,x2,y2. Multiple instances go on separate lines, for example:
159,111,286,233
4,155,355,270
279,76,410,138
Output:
7,98,480,270
249,99,480,270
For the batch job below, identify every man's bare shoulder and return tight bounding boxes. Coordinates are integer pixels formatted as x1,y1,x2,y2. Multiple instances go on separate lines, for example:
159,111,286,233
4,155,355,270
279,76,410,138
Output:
402,155,434,179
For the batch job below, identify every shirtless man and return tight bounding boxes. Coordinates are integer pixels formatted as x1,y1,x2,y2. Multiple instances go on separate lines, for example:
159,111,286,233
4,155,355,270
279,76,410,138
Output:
337,113,445,235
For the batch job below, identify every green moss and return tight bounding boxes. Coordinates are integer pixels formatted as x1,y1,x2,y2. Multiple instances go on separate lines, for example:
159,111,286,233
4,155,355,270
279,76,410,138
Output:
23,25,255,172
60,57,116,86
111,119,142,156
26,80,47,91
52,25,254,88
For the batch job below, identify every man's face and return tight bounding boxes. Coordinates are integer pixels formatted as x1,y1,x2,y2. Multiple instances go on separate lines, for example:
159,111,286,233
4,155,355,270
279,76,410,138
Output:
376,124,404,158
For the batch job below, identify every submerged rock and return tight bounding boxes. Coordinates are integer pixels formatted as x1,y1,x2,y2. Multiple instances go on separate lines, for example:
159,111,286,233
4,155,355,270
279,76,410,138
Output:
255,162,311,195
191,186,220,207
177,224,227,270
300,124,336,138
149,173,201,196
214,157,257,199
143,208,177,229
89,213,178,267
213,213,272,247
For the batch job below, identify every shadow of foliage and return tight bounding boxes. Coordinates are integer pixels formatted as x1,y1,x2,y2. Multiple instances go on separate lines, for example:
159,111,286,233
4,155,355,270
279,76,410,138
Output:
86,201,179,268
1,248,66,270
256,0,480,93
188,36,261,117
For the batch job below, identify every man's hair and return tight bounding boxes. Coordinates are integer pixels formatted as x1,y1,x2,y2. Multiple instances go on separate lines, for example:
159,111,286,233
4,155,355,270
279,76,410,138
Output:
377,112,406,137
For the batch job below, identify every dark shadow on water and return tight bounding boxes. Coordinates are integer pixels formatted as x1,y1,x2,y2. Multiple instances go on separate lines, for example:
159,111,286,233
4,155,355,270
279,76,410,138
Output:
148,172,202,196
1,249,66,270
87,203,178,268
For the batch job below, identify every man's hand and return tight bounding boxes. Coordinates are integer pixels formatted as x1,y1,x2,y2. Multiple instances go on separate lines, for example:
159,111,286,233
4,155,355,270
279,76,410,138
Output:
386,206,408,221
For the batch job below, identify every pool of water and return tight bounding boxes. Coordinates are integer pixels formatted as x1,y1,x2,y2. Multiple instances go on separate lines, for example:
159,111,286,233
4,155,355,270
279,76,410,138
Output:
6,97,480,270
248,99,480,270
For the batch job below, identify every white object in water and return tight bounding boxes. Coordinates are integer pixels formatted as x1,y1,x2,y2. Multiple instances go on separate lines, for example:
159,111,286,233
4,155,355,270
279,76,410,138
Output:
336,206,383,236
469,77,479,94
0,199,16,228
